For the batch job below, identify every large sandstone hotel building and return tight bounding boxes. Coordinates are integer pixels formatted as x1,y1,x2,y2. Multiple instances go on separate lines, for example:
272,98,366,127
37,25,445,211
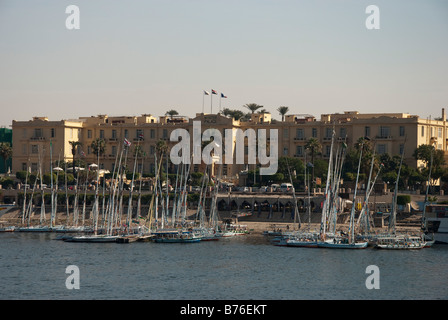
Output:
11,109,448,179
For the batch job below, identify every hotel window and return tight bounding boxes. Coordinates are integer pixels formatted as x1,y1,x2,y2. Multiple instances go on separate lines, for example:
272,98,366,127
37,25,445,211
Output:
136,129,143,139
340,128,346,138
34,128,43,138
31,145,38,154
296,128,304,139
22,163,27,171
377,144,387,155
325,128,332,139
150,129,155,139
51,128,55,138
112,130,117,139
421,126,425,137
283,147,288,156
124,129,129,138
31,163,38,172
325,145,331,157
22,144,27,155
365,126,371,137
100,130,104,139
296,145,303,156
112,146,117,156
312,128,317,138
399,126,405,137
379,126,390,138
438,128,442,138
87,130,92,139
150,146,155,155
283,128,289,139
399,144,404,155
163,129,168,139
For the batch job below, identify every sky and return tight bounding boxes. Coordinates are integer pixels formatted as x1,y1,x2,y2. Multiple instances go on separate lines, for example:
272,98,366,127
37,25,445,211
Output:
0,0,447,128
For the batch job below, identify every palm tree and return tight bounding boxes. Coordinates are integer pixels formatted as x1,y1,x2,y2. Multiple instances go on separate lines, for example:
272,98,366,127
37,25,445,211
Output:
69,141,82,174
304,138,322,188
165,109,179,119
243,103,263,114
133,145,144,158
0,142,12,174
90,138,106,158
277,106,289,121
156,139,168,158
223,108,245,121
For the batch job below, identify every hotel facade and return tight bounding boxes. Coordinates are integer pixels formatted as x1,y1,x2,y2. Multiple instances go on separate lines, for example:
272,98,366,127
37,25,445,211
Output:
10,109,448,181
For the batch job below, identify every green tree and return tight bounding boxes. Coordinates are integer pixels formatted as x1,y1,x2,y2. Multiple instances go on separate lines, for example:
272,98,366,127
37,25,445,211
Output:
243,103,263,114
413,144,447,186
69,141,82,174
277,106,289,122
0,142,12,174
165,109,179,119
90,138,106,158
304,137,322,187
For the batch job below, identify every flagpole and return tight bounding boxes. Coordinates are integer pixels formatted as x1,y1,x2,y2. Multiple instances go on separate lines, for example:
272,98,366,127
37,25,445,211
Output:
219,95,222,112
202,93,205,114
210,89,213,114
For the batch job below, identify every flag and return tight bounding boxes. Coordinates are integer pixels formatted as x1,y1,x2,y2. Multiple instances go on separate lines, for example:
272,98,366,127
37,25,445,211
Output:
138,133,144,140
204,90,210,95
124,138,132,147
221,93,227,98
211,89,217,95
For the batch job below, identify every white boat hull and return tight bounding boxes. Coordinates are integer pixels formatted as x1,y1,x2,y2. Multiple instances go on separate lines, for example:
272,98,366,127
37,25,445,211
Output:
64,235,119,243
318,241,368,249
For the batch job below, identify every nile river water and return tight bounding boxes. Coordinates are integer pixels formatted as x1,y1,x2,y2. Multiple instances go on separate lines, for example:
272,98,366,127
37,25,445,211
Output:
0,232,447,300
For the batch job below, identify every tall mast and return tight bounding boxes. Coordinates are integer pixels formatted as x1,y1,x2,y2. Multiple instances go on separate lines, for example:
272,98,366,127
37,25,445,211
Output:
389,140,406,235
422,145,434,232
320,127,335,239
349,140,364,244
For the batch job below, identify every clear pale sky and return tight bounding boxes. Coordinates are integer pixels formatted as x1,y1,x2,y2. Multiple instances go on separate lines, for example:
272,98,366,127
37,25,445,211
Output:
1,0,447,128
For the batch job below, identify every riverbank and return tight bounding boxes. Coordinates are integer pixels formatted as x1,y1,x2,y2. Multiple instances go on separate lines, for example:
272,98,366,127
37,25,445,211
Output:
1,207,422,235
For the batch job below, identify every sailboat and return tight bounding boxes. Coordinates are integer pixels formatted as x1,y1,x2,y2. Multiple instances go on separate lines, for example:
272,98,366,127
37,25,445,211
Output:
420,146,436,248
18,145,52,232
64,141,128,243
317,133,368,249
374,141,425,250
273,156,319,247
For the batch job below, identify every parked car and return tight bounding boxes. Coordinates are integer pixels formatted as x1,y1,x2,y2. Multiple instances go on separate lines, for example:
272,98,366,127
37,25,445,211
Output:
280,183,293,192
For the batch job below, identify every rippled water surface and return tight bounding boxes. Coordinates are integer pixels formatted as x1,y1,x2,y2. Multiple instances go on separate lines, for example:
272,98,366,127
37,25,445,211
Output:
1,232,447,300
